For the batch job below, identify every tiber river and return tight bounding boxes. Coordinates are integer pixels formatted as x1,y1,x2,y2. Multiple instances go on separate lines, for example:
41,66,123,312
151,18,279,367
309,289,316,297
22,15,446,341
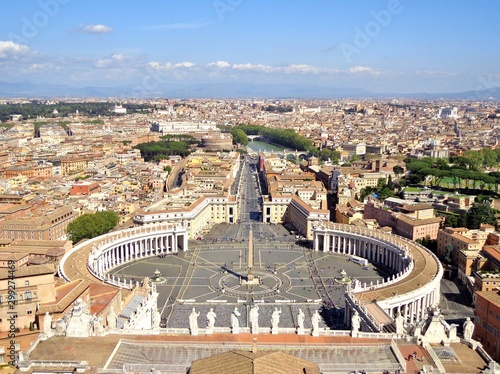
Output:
246,140,289,153
245,140,301,164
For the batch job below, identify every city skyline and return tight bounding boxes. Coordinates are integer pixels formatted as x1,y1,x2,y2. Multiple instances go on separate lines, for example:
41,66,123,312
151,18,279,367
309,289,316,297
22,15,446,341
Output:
1,0,500,97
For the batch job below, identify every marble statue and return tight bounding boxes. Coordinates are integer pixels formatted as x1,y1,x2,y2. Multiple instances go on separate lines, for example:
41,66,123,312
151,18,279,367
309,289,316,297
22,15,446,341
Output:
206,308,217,331
395,312,404,334
297,308,305,330
311,309,320,336
54,318,67,336
271,307,281,333
152,309,161,329
351,310,360,334
66,298,91,337
249,305,259,334
189,307,200,335
107,306,117,330
91,315,104,334
271,307,281,328
463,317,475,341
231,307,241,334
44,312,52,334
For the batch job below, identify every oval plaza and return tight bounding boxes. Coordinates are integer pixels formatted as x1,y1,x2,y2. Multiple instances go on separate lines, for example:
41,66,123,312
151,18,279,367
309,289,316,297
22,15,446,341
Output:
59,219,442,335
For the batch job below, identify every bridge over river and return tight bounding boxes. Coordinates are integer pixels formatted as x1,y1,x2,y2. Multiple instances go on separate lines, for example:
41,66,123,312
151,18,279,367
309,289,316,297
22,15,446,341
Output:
246,139,308,158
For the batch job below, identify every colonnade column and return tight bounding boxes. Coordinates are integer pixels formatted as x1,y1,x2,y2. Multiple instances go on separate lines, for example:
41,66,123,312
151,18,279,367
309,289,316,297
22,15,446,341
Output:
173,234,178,253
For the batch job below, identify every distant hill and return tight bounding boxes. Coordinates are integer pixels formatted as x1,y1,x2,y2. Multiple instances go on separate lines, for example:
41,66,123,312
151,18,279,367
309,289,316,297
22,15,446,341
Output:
0,81,499,100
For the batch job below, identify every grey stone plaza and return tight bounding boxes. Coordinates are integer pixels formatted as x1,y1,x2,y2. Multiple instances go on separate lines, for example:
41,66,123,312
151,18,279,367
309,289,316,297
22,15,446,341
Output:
110,222,390,330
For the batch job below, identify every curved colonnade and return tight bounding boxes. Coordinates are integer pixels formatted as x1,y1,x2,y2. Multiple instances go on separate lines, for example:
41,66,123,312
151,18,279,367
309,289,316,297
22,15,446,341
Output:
59,220,442,334
313,223,443,331
59,222,188,289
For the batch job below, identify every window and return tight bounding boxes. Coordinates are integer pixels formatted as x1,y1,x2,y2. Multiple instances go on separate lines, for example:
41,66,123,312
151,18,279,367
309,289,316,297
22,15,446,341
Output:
25,280,29,286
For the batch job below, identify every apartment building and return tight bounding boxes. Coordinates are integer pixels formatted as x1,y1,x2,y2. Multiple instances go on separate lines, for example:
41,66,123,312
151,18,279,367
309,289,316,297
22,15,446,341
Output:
364,200,442,241
69,182,101,196
3,164,53,179
60,157,88,176
335,200,363,225
287,196,329,240
0,264,56,332
474,244,500,292
437,226,493,272
0,206,76,241
474,289,500,362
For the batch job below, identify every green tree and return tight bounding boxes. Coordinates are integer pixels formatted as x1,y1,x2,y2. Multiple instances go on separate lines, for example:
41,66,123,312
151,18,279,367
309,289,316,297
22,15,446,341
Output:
230,128,249,145
416,235,437,253
67,211,119,243
387,174,394,190
465,203,496,229
443,244,453,264
482,148,497,167
393,165,404,176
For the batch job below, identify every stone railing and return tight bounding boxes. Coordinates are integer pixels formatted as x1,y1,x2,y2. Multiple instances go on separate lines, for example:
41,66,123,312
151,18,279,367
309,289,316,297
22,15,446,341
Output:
59,222,187,285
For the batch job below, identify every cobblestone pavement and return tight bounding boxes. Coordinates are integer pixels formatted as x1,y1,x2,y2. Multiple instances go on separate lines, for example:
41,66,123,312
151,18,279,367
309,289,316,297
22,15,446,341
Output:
110,222,387,329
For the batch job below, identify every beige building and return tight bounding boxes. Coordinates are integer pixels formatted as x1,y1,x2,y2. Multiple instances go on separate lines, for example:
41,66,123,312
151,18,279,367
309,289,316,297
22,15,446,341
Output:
134,193,238,239
335,200,363,225
60,156,88,175
437,225,494,282
364,201,442,241
0,264,56,332
287,196,329,240
3,164,53,179
0,206,77,241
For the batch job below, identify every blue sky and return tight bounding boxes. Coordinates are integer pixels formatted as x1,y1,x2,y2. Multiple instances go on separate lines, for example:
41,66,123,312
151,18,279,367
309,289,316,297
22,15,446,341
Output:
1,0,499,94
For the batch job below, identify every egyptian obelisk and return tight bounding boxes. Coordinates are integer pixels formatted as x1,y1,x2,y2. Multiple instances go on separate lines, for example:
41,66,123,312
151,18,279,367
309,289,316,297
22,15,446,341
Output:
247,225,254,282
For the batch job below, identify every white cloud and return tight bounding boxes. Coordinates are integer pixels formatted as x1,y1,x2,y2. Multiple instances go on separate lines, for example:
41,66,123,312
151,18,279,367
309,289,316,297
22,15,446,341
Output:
27,63,53,72
232,63,276,73
283,64,321,74
148,61,196,71
416,70,458,77
348,66,383,76
175,61,195,68
95,54,126,68
208,61,231,69
148,61,174,71
349,66,373,73
0,41,29,58
79,24,114,34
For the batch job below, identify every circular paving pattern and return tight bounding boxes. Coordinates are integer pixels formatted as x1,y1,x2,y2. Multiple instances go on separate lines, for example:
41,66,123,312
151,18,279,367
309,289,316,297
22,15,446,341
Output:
209,270,292,298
